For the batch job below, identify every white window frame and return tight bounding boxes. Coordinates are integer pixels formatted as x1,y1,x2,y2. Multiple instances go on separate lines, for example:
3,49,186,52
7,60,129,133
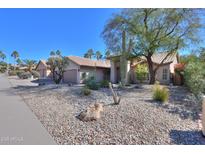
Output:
162,68,168,80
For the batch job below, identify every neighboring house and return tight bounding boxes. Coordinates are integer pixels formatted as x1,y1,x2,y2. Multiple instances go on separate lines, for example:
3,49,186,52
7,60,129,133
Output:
35,60,51,78
110,52,179,84
64,56,110,83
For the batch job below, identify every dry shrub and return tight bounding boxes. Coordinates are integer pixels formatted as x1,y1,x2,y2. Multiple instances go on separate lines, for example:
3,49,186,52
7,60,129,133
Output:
78,103,103,121
152,82,169,103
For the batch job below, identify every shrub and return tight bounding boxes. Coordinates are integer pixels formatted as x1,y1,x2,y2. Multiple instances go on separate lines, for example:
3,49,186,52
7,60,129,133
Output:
18,72,32,79
85,76,100,90
8,70,17,76
152,83,169,103
136,64,148,83
81,86,91,96
31,70,40,78
184,61,205,96
0,66,7,73
100,80,109,88
117,82,124,89
16,70,25,78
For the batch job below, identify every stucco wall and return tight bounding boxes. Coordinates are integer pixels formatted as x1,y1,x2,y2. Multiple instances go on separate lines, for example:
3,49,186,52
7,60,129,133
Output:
80,66,109,83
65,60,80,70
170,56,178,73
36,62,47,70
36,62,50,78
154,64,170,84
63,60,80,83
63,60,110,84
63,69,79,83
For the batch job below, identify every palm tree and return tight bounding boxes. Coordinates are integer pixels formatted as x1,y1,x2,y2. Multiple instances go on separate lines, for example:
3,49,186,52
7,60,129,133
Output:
0,51,6,61
23,59,37,72
86,49,94,59
11,51,19,69
50,51,55,56
84,53,89,58
56,50,61,56
95,51,102,60
16,58,22,66
105,50,111,59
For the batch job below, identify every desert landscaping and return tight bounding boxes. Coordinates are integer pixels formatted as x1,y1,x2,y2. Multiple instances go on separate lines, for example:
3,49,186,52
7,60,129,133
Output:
0,8,204,145
7,76,205,145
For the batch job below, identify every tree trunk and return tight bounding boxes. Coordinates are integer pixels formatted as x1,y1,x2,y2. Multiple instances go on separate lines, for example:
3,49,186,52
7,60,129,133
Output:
147,56,156,84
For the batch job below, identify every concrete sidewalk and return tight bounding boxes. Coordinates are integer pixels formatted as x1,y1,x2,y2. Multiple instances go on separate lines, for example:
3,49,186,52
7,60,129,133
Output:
0,74,56,145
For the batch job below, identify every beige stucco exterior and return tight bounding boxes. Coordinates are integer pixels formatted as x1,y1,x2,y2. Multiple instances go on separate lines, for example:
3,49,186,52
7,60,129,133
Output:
63,60,80,83
110,54,179,84
36,61,51,79
63,59,110,84
154,64,171,84
36,58,110,84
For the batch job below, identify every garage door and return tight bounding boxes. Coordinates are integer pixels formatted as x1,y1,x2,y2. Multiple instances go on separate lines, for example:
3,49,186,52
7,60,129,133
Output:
63,69,78,83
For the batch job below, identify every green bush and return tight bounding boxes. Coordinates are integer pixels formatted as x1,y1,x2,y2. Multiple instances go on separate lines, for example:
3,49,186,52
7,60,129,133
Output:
117,82,124,89
0,66,7,73
80,86,91,96
8,70,17,76
136,64,148,83
152,83,169,103
31,70,40,78
16,70,25,78
18,72,32,79
85,76,100,90
100,80,109,88
184,61,205,96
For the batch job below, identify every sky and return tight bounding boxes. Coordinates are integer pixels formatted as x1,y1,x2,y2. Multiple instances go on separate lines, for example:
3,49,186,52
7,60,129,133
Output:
0,8,204,63
0,8,119,63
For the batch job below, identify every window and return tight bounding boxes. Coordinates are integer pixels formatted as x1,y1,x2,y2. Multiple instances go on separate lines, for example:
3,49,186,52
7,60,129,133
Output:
162,68,168,80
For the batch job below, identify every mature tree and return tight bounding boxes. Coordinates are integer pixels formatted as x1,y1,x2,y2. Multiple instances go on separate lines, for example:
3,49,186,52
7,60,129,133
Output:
56,50,61,56
50,51,56,56
95,51,103,60
47,50,69,84
16,58,22,66
199,47,205,62
105,50,111,59
84,53,89,58
23,59,37,72
0,51,6,61
180,47,205,64
84,49,94,59
11,50,19,69
102,8,202,84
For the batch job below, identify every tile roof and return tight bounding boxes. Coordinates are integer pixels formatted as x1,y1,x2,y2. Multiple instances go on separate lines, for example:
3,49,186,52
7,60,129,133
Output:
151,52,178,64
40,60,47,66
67,56,110,68
136,52,178,64
109,51,178,64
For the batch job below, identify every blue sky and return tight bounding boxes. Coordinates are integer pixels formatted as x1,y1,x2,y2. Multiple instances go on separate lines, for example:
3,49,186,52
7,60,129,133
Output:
0,9,119,63
0,8,204,63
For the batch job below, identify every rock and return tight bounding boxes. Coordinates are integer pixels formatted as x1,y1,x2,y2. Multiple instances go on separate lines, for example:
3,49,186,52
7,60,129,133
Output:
77,103,103,122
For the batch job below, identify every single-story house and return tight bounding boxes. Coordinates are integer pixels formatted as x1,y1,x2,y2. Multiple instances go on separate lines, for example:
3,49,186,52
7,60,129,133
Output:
110,52,179,84
35,60,52,78
35,56,110,83
36,52,179,84
64,56,110,83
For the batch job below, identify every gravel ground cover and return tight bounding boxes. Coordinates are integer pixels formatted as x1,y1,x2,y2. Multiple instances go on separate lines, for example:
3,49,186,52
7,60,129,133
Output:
8,76,205,145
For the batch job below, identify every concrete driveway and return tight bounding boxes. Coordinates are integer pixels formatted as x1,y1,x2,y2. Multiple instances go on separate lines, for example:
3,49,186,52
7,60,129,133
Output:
0,74,56,144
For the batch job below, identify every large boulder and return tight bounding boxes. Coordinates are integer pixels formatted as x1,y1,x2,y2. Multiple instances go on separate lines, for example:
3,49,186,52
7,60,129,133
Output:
78,103,103,122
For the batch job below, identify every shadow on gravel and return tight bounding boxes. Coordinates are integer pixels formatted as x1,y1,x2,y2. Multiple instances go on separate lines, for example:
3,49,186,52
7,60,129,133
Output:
12,85,59,95
31,78,54,84
144,86,200,121
170,130,205,145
